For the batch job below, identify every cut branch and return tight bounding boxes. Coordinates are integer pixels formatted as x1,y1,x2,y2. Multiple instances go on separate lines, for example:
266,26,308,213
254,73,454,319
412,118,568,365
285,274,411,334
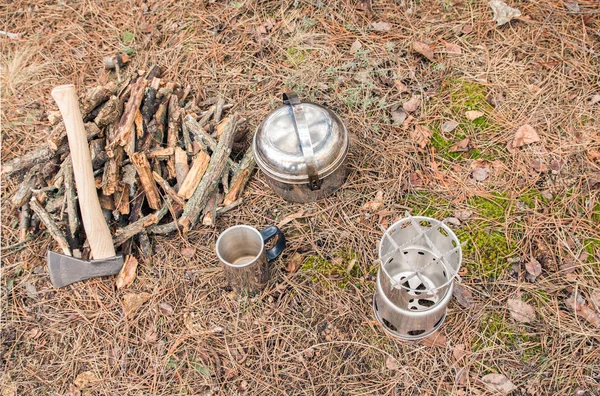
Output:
152,171,186,207
179,115,238,232
223,145,255,206
130,152,161,210
113,197,172,246
111,78,147,149
177,151,210,200
30,197,71,256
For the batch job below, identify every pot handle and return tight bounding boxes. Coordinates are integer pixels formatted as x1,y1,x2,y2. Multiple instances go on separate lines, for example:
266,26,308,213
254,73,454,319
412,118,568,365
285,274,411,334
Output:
283,92,322,191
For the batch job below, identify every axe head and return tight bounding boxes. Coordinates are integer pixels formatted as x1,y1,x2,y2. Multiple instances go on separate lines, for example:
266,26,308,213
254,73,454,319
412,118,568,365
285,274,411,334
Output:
48,251,124,288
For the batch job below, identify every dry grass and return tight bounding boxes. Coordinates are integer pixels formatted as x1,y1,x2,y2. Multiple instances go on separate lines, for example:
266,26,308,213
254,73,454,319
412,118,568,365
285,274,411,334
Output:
1,0,600,394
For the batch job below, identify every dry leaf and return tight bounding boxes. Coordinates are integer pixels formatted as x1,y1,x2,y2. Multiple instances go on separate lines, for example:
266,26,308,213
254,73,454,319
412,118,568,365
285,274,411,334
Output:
442,120,459,133
115,255,139,289
144,328,158,343
449,138,471,153
123,292,151,318
419,332,447,347
530,159,548,173
453,284,475,308
508,124,540,151
454,209,473,220
371,21,391,32
391,108,408,125
488,0,521,26
565,0,580,12
589,93,600,106
395,80,409,93
402,115,414,130
482,373,517,394
445,41,462,56
277,210,305,228
452,343,467,362
361,190,384,212
465,110,484,121
472,167,489,181
350,39,362,53
181,247,196,258
508,298,536,323
158,302,174,316
410,125,432,149
444,217,461,226
285,253,304,273
403,95,421,113
73,371,97,389
565,292,600,328
412,41,434,62
590,290,600,309
385,355,400,370
525,257,542,280
462,24,473,34
408,172,424,187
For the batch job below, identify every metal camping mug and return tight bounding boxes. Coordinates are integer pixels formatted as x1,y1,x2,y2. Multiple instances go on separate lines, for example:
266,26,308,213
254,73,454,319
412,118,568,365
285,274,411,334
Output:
216,225,286,295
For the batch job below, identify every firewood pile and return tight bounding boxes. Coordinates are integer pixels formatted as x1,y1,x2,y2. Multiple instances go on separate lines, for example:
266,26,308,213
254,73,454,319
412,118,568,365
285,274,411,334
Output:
4,65,255,263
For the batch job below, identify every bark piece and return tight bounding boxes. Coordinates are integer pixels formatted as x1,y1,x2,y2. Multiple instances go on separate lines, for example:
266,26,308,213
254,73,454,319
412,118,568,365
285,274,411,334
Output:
130,152,161,210
102,143,123,196
62,159,80,250
202,191,219,226
115,183,130,215
177,151,210,200
166,95,181,178
29,197,71,256
94,96,122,128
146,147,174,159
98,192,115,210
153,171,186,207
138,231,153,261
82,84,115,119
115,255,138,289
112,78,148,149
141,78,159,126
174,146,189,188
223,145,255,206
11,165,40,208
90,139,108,170
19,203,30,241
179,115,238,232
214,97,226,124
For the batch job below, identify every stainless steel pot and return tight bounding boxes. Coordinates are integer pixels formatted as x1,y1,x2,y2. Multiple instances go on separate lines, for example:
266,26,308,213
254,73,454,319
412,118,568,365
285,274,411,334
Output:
253,93,349,202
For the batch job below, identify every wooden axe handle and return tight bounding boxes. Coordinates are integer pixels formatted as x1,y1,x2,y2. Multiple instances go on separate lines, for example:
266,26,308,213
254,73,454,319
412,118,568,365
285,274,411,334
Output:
51,85,116,259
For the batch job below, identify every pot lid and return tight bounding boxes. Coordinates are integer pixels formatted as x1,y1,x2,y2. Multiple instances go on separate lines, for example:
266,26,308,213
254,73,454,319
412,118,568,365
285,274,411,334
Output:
253,93,348,186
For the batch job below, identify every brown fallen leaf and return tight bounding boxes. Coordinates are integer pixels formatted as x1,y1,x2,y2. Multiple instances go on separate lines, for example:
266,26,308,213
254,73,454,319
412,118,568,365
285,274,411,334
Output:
453,283,475,308
442,120,460,133
361,190,384,212
115,255,139,289
530,159,548,173
445,41,462,56
507,124,540,151
285,253,304,273
589,93,600,106
277,210,306,228
590,290,600,309
402,114,414,130
565,292,600,328
488,0,521,26
462,24,473,34
73,371,97,389
123,292,151,318
385,355,400,370
403,95,421,113
418,332,447,347
471,167,489,182
410,125,432,149
391,107,408,125
452,343,467,362
465,110,484,121
181,247,196,258
481,373,516,394
454,209,473,220
158,302,174,316
412,41,434,62
508,298,536,323
371,21,392,32
395,80,409,93
449,137,471,153
525,257,542,281
350,39,362,53
408,172,424,187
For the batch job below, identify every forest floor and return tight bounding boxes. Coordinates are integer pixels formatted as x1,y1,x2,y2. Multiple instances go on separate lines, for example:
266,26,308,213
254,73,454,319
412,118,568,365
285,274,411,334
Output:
1,0,599,394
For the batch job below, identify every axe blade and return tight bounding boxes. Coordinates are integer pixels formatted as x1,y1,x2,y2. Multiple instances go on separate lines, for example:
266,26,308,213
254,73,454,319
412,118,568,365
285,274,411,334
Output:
48,251,124,288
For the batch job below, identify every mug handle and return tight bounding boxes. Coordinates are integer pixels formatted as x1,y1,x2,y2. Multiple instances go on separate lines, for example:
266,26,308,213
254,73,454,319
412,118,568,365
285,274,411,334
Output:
260,226,286,262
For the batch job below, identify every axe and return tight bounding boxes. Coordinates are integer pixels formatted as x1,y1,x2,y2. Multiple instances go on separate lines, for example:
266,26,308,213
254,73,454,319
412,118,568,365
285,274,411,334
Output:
48,85,123,288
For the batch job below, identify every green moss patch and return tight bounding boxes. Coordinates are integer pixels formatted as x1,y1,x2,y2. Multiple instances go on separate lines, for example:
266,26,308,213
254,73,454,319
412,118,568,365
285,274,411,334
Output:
301,249,361,289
